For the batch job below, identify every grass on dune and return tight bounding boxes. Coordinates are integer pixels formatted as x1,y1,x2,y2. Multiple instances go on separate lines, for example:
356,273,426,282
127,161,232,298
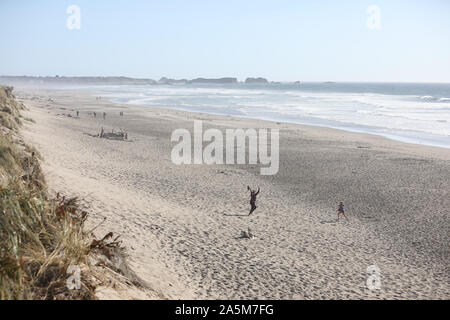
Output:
0,86,143,300
0,183,96,299
0,86,96,299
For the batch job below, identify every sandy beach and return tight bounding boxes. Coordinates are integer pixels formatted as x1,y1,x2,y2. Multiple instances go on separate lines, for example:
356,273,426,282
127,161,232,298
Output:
17,87,449,300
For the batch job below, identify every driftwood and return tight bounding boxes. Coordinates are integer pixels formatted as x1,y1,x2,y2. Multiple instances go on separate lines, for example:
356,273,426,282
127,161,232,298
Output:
239,227,256,239
99,127,128,141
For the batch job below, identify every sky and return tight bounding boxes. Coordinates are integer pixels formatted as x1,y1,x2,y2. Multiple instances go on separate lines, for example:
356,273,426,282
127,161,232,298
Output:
0,0,449,82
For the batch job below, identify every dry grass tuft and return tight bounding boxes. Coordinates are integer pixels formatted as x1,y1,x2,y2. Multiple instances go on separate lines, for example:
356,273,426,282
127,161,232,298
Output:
0,185,96,299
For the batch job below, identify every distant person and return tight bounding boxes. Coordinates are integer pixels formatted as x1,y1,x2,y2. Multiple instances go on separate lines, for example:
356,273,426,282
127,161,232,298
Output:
103,112,106,120
247,186,260,216
93,112,96,118
76,110,79,117
337,201,348,220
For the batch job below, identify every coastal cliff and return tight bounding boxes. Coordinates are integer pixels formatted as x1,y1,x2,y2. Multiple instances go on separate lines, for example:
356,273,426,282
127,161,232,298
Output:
245,77,269,84
189,77,238,84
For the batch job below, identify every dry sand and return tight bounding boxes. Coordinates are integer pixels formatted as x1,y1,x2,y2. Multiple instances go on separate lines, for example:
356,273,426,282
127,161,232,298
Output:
17,87,449,299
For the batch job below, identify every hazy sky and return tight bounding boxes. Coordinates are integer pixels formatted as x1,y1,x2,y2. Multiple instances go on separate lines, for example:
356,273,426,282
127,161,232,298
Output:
0,0,449,82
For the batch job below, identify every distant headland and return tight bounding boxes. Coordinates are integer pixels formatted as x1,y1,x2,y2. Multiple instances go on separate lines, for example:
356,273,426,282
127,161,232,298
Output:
0,75,302,86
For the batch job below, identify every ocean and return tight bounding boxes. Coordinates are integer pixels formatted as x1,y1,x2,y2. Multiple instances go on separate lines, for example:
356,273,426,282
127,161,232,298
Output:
89,82,450,149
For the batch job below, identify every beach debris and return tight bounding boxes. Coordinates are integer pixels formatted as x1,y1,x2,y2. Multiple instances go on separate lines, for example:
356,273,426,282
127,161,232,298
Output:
239,227,256,240
89,231,146,288
90,232,122,259
54,193,89,223
99,127,128,140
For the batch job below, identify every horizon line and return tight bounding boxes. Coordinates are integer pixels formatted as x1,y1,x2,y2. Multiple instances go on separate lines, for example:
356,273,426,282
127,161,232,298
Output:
1,75,450,85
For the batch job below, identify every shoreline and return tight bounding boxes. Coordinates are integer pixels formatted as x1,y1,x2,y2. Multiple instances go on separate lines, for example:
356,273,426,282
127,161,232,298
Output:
43,86,450,158
17,87,450,299
93,83,450,150
18,84,450,150
109,100,450,151
15,85,450,154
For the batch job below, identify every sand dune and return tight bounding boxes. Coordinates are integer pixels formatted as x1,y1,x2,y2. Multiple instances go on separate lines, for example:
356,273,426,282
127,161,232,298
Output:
19,88,449,299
